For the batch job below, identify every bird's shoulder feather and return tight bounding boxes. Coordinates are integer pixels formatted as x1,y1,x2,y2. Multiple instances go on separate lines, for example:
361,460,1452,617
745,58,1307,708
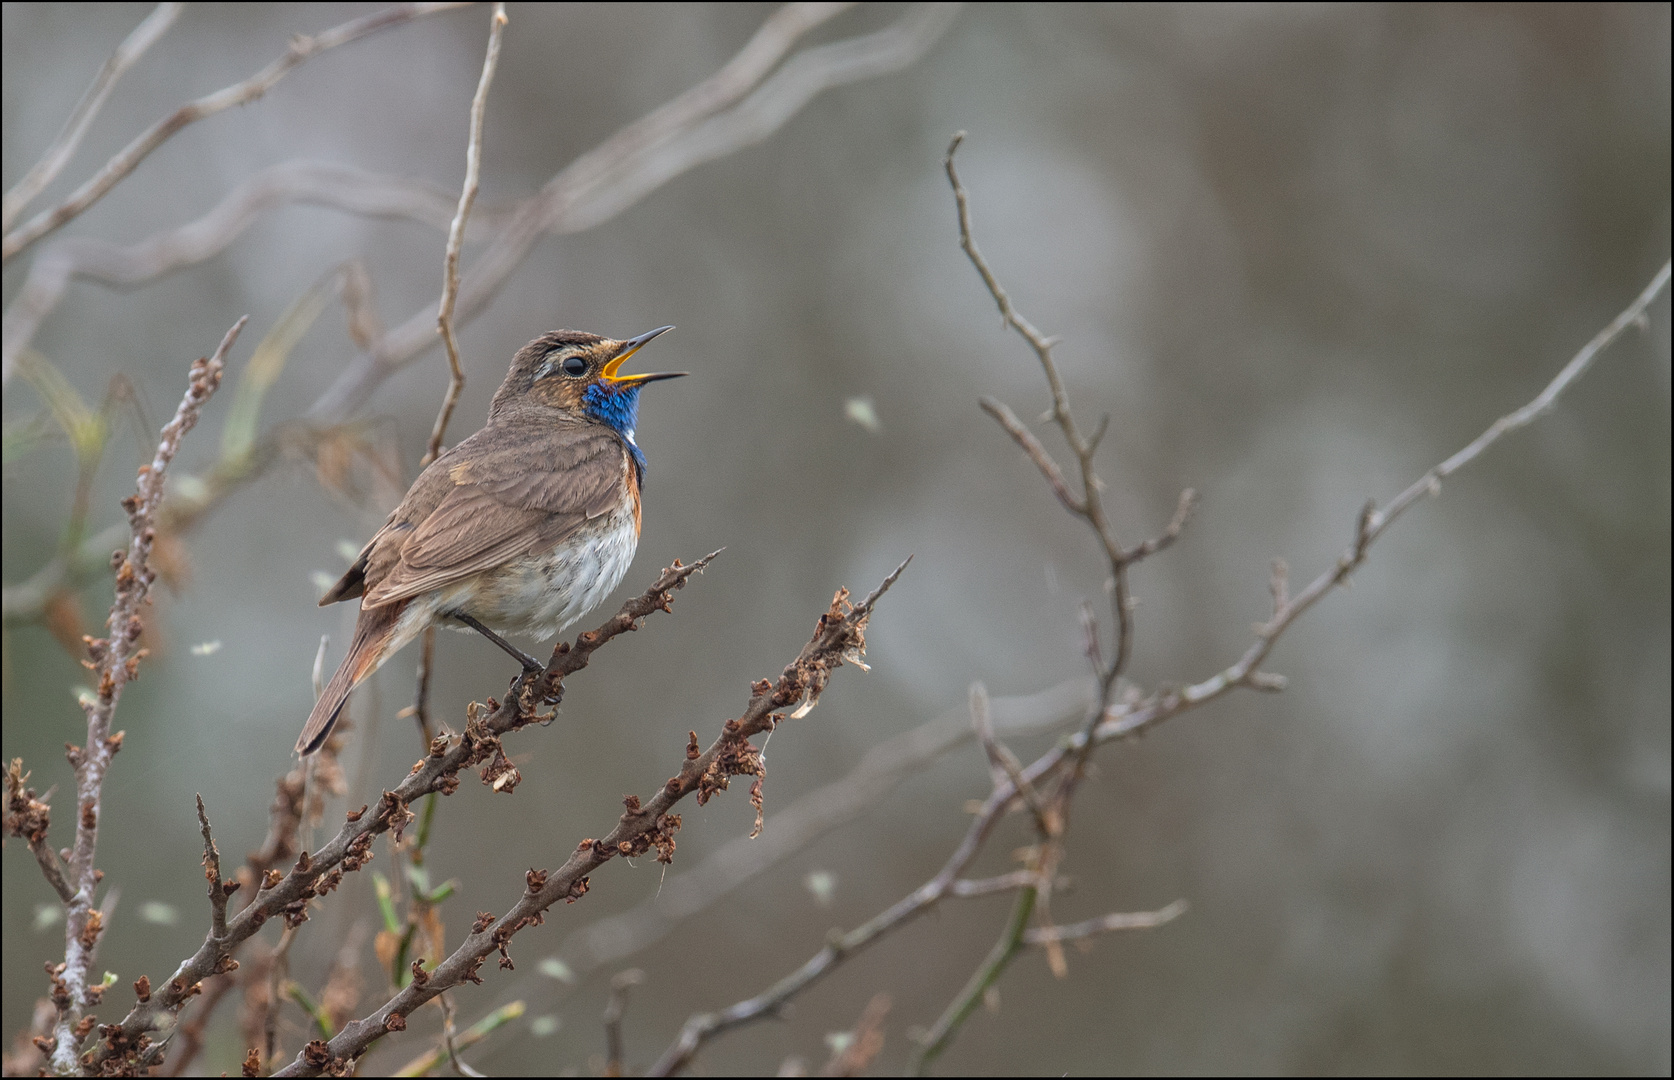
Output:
356,418,629,609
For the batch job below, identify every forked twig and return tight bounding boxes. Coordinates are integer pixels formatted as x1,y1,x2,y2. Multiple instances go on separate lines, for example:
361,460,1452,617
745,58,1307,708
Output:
48,317,246,1073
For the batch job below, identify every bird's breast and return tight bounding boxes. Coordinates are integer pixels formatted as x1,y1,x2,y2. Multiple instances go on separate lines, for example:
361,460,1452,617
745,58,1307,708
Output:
449,489,640,640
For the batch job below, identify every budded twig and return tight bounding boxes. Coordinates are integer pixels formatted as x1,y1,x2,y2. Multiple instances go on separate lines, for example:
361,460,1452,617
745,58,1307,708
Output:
49,317,246,1074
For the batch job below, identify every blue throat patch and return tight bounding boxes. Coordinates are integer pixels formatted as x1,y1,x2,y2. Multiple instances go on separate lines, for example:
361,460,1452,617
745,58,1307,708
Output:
583,382,647,476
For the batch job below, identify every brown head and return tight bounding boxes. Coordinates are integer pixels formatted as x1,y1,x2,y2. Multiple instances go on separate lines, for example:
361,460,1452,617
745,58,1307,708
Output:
489,327,684,420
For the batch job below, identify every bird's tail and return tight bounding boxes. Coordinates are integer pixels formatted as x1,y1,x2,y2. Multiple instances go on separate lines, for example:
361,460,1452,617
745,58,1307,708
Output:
296,601,403,755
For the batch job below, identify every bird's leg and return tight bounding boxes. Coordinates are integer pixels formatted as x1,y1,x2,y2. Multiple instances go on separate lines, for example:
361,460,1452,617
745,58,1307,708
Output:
449,612,544,674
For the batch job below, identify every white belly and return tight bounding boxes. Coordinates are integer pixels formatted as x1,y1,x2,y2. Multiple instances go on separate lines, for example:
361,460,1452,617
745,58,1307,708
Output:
460,501,640,640
386,498,640,653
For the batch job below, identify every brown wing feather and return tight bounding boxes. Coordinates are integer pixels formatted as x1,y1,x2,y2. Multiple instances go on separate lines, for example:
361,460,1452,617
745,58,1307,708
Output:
360,421,628,609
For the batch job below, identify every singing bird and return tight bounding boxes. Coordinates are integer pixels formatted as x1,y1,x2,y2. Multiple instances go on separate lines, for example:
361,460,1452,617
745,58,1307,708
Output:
297,327,685,755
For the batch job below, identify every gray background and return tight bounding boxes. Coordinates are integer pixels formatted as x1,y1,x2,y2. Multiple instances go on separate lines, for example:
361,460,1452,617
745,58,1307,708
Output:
3,3,1669,1074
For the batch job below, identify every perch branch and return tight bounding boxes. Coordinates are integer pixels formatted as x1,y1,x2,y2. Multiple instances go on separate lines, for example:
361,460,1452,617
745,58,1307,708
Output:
82,554,716,1072
267,558,907,1076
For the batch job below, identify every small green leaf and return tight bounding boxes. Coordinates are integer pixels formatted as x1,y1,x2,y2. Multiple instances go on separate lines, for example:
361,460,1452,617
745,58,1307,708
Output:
372,872,400,933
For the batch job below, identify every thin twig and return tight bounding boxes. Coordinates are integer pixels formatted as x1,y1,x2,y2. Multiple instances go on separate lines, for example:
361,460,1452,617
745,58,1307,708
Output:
921,132,1152,1071
603,969,645,1077
48,317,245,1074
967,682,1050,832
436,992,484,1077
949,871,1039,899
411,627,438,744
423,2,506,467
1021,900,1188,945
1,2,472,263
3,760,75,902
1,2,183,231
977,397,1081,513
911,886,1035,1075
195,796,231,942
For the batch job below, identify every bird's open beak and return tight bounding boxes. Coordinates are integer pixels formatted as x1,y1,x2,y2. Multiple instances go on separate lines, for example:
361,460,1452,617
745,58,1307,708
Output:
603,325,685,386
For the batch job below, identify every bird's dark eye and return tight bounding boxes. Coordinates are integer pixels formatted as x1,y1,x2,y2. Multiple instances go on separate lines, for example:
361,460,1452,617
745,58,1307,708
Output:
561,355,588,377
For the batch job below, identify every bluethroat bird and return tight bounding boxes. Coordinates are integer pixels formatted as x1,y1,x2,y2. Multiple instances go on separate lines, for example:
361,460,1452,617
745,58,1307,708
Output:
296,327,685,755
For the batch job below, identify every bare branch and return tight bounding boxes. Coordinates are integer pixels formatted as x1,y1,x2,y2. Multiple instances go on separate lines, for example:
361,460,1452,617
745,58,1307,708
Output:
423,3,507,467
949,871,1039,899
1122,488,1198,564
1,2,183,232
968,682,1051,832
1022,899,1188,945
911,876,1039,1075
653,178,1670,1080
49,316,245,1074
978,397,1081,513
944,132,1060,373
1,2,472,263
948,133,1141,692
2,5,958,388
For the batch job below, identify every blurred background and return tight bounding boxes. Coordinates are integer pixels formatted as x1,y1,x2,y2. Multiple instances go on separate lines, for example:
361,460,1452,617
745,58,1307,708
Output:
3,3,1669,1074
